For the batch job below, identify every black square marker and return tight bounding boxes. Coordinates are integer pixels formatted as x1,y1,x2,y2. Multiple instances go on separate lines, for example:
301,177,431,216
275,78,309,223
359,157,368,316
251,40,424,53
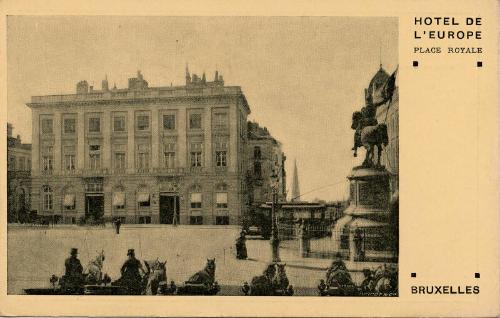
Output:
475,273,480,278
477,61,482,67
411,272,416,278
413,61,419,67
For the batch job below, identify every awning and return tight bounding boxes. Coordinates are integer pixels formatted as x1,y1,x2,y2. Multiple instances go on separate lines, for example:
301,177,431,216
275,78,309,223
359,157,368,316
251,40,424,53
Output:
349,218,387,228
113,192,125,206
63,194,75,207
216,192,227,204
190,210,202,216
216,210,229,216
190,193,202,203
137,193,150,203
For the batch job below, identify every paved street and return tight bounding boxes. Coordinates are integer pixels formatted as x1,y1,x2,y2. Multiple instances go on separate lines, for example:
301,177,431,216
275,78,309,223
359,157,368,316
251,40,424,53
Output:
8,224,393,295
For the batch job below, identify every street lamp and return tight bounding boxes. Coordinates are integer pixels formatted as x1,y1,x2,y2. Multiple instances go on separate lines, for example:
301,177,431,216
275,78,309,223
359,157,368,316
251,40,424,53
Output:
270,172,280,263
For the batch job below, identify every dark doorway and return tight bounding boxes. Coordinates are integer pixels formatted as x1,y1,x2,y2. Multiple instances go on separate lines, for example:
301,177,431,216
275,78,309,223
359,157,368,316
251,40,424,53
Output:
85,194,104,220
159,194,179,224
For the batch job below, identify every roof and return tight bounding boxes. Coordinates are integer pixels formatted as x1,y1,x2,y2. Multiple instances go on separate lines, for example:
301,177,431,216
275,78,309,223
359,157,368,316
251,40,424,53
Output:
367,65,390,97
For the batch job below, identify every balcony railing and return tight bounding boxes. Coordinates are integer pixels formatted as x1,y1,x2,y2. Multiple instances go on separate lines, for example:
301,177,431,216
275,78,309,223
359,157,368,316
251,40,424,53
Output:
153,167,185,176
82,168,109,177
30,86,243,104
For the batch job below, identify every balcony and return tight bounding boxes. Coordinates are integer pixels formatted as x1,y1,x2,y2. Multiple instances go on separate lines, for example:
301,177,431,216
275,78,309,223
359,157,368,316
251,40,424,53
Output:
152,167,185,176
189,166,204,174
82,168,109,177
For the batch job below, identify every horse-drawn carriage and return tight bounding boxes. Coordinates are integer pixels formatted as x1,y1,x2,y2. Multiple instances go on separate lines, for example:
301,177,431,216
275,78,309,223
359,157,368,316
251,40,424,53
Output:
242,262,294,296
24,253,221,296
318,262,398,297
176,258,221,295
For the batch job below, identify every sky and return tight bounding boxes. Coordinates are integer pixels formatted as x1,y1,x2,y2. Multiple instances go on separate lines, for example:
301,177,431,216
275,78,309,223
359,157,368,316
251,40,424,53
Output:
7,16,398,202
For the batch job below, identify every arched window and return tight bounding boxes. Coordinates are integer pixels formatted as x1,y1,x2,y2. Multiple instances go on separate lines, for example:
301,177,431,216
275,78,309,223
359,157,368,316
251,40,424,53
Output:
42,185,53,211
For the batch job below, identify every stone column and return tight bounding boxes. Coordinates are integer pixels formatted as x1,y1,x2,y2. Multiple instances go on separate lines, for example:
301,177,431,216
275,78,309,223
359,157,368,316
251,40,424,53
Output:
53,111,62,173
31,109,40,175
102,110,111,169
77,110,85,170
177,107,187,168
127,109,135,173
204,107,212,170
151,109,159,168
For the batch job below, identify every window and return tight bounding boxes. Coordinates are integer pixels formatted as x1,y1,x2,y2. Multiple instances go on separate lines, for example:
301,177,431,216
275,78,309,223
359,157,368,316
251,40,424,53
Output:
190,143,203,167
64,194,75,210
163,114,176,130
139,216,152,224
137,144,150,170
190,216,203,225
64,118,76,134
254,161,262,178
42,119,53,134
137,115,149,131
65,154,76,171
89,145,101,170
254,146,262,159
164,152,175,168
42,185,53,211
18,157,25,171
214,113,228,130
64,145,76,171
113,192,126,210
114,116,126,132
138,192,150,208
190,192,202,209
27,159,31,171
216,216,229,225
216,151,227,167
89,117,101,133
163,143,176,168
189,113,202,129
42,155,53,172
216,192,228,209
86,182,103,192
114,152,126,170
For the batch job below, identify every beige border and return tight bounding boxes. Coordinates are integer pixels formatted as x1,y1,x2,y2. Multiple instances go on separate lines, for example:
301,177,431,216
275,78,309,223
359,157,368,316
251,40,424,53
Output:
0,0,498,316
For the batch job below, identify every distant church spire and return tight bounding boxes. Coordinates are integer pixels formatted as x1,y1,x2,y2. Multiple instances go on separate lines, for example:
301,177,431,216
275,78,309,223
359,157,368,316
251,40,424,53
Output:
291,159,301,202
185,63,191,84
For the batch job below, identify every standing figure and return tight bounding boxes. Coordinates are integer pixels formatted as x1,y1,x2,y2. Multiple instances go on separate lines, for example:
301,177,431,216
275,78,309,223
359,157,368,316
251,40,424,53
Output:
114,218,122,234
353,228,365,261
236,230,248,260
117,249,145,294
61,248,84,294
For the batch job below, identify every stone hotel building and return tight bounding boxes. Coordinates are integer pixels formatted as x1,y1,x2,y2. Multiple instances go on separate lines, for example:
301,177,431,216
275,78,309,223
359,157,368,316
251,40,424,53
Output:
27,69,252,225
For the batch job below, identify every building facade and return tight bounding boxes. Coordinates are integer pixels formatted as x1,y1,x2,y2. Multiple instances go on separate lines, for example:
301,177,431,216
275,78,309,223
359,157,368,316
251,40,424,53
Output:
27,69,251,225
245,122,286,227
7,123,32,222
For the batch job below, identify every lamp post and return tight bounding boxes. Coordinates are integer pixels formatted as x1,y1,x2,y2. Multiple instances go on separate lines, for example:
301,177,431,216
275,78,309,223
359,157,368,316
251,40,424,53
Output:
270,171,281,263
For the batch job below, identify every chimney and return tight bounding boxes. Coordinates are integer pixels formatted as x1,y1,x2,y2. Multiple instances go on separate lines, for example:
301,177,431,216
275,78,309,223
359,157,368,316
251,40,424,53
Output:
89,85,94,92
214,70,219,82
16,134,21,141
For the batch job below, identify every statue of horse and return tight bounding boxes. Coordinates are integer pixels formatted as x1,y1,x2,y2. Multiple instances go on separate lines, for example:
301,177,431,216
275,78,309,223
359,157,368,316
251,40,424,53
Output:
144,259,168,295
84,250,105,285
351,111,388,167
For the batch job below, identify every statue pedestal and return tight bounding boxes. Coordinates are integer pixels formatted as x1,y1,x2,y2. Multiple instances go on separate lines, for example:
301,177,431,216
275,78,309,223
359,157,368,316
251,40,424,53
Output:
333,166,396,262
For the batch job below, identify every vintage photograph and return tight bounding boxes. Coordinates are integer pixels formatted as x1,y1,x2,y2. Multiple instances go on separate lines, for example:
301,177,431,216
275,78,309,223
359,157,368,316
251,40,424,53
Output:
7,16,398,296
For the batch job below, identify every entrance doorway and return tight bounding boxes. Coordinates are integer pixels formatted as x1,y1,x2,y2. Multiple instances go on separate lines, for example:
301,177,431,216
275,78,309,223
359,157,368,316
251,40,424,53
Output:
159,194,180,224
85,194,104,220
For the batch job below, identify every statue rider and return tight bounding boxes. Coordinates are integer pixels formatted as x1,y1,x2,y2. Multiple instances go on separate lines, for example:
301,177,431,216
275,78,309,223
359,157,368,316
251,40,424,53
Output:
62,248,84,293
352,100,378,154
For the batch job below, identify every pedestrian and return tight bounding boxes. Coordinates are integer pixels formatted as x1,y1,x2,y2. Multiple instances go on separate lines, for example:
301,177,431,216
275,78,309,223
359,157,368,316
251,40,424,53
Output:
114,218,122,234
236,230,247,259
